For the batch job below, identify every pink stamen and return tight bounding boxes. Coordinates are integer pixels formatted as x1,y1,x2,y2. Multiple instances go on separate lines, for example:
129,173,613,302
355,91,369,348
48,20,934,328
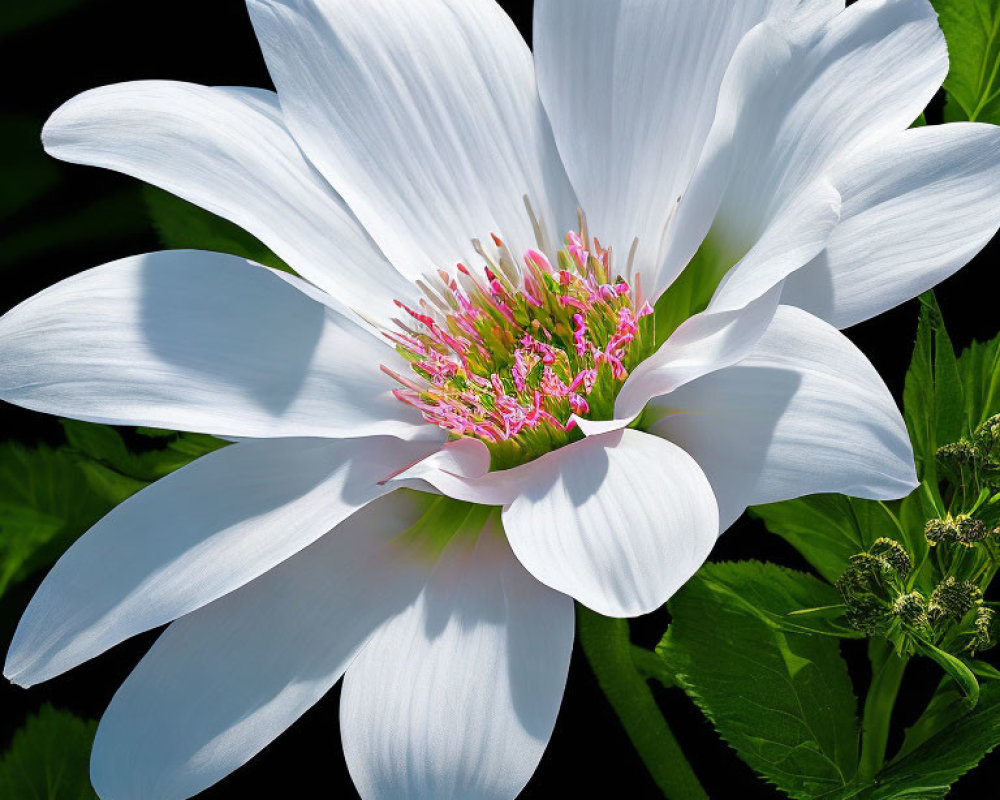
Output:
381,229,654,459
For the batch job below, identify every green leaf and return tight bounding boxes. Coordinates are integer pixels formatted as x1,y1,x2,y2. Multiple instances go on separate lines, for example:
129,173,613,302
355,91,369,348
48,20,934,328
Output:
931,0,1000,124
0,189,148,271
658,561,859,798
0,705,97,800
968,659,1000,681
916,641,980,706
61,420,226,483
781,605,866,640
0,441,145,598
630,645,676,688
957,329,1000,428
676,555,858,638
831,681,1000,799
0,424,224,598
903,293,964,482
144,186,293,274
750,495,902,584
897,680,972,760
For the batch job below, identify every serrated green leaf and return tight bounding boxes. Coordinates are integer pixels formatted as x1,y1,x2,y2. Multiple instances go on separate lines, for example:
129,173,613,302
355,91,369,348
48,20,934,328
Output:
680,557,857,639
903,293,964,482
0,424,224,598
957,330,1000,428
826,682,1000,799
931,0,1000,124
144,185,293,274
0,705,97,800
0,441,144,598
750,495,902,584
657,561,859,798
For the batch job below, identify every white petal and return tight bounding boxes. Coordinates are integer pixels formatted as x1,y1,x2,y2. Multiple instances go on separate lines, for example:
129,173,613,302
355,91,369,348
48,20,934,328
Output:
783,122,1000,328
648,305,917,531
571,415,636,437
43,81,413,321
501,429,719,617
391,438,522,507
708,0,946,271
89,491,434,800
534,0,840,294
654,21,799,296
0,250,431,439
247,0,576,282
4,436,437,687
707,177,840,312
341,521,573,800
614,286,781,420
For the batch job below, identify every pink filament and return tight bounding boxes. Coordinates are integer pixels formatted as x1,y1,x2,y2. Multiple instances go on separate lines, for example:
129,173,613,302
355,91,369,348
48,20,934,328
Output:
385,232,651,445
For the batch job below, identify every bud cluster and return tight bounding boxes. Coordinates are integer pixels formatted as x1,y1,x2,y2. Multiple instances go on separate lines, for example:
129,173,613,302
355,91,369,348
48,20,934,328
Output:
935,413,1000,488
836,539,912,636
924,514,995,547
837,537,996,655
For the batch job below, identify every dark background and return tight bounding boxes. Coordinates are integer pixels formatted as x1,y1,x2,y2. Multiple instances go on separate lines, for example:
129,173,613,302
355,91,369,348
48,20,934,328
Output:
1,1,997,797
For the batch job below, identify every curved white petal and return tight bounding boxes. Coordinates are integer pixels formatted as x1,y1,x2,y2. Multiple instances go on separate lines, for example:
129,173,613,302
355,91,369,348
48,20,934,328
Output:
614,286,781,420
0,250,431,439
247,0,576,282
707,0,946,280
648,305,917,531
534,0,839,292
341,521,573,800
42,81,413,321
501,429,718,617
653,21,798,297
391,438,522,507
4,436,437,687
707,177,841,312
89,491,434,800
783,122,1000,328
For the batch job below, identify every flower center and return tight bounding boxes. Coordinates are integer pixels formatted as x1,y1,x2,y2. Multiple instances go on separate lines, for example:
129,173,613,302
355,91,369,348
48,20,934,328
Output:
383,230,655,469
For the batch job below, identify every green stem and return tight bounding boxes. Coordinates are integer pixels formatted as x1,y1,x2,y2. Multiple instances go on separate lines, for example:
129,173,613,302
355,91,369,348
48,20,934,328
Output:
857,641,909,783
576,605,708,800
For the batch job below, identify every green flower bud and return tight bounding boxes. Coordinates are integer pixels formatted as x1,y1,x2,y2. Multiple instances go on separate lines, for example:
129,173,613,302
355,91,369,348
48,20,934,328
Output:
924,515,987,547
840,553,891,595
973,607,996,652
956,516,989,545
870,538,912,575
837,541,919,638
936,439,980,469
973,414,1000,459
928,577,983,623
843,593,890,636
892,591,928,627
925,517,959,546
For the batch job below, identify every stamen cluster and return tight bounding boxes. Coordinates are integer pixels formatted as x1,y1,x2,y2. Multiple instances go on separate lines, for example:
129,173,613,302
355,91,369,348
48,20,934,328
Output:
384,231,655,468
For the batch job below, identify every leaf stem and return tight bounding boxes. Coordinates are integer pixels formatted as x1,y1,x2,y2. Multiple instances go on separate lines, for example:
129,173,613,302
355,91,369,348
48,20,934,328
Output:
858,640,909,783
576,605,708,800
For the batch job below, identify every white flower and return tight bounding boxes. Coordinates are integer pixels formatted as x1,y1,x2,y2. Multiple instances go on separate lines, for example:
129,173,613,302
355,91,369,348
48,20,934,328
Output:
2,0,998,797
